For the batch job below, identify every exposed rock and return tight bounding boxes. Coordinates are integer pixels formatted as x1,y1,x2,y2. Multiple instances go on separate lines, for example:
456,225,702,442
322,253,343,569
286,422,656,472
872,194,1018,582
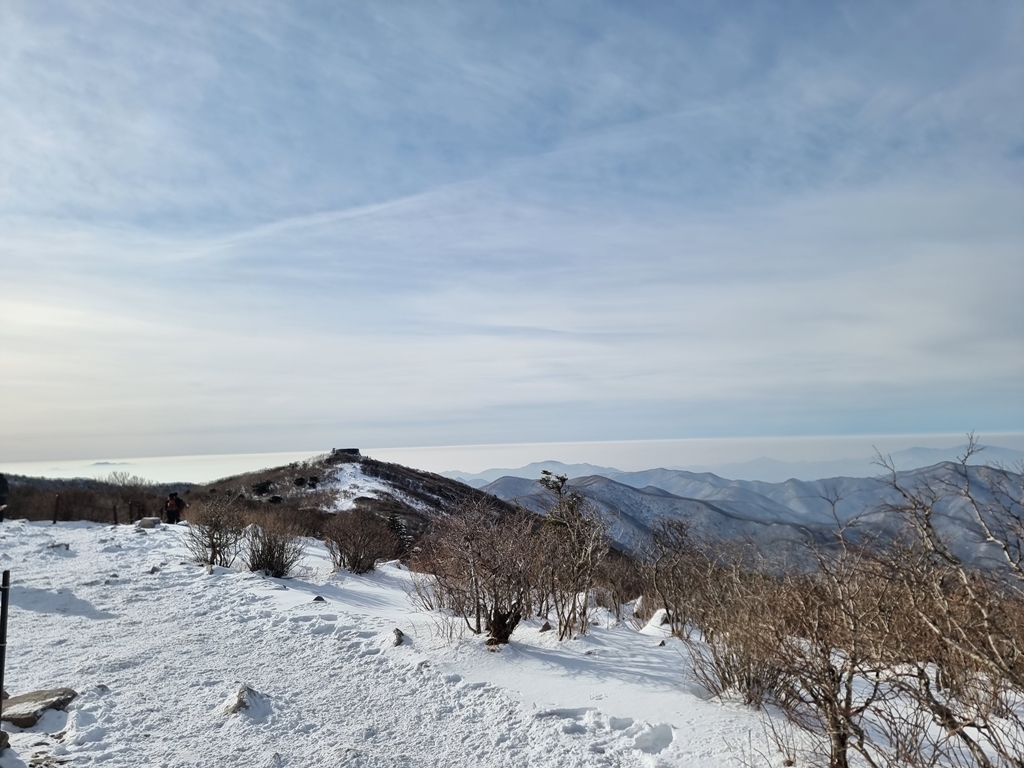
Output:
293,476,307,487
658,640,666,647
539,621,552,633
222,685,271,722
0,728,8,752
268,496,283,504
312,595,326,603
1,690,7,700
252,480,274,496
137,517,161,529
149,565,160,574
1,688,78,728
391,628,405,646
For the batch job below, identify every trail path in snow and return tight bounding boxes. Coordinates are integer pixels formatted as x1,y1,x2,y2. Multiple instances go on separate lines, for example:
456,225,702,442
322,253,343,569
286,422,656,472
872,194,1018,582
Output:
0,521,759,767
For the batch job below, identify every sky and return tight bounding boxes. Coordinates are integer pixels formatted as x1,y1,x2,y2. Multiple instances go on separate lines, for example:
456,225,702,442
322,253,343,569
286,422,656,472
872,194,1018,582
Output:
1,1,1022,464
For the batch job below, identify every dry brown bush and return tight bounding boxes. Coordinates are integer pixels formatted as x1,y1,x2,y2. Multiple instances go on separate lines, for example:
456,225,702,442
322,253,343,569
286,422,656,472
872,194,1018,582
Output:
655,437,1024,768
411,500,538,644
182,494,246,567
594,550,646,622
242,512,305,578
323,509,399,574
536,471,608,640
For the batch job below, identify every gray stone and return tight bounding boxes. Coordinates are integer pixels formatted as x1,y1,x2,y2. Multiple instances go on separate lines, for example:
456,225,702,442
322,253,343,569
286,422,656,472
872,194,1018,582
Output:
392,628,405,646
1,690,8,700
0,728,8,752
539,621,552,633
1,688,78,728
223,685,271,722
138,517,161,529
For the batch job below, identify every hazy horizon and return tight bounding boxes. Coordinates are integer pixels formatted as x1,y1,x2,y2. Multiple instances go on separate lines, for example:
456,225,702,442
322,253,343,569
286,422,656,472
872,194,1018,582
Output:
3,432,1022,485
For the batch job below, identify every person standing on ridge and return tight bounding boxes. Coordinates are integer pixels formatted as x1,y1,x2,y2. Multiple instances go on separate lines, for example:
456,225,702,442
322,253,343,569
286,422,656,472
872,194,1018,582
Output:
0,473,8,523
164,492,186,524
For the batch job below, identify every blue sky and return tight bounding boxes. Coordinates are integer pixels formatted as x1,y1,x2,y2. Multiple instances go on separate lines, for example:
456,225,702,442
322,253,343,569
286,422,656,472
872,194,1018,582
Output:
1,1,1022,462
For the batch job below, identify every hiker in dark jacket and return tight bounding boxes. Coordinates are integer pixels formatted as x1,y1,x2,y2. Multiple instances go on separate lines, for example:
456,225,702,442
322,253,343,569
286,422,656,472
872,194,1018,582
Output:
164,492,186,524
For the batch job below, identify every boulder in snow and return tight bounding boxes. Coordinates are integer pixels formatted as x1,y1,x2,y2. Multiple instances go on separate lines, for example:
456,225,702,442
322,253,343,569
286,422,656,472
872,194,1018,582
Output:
1,687,78,728
222,685,271,723
137,517,161,529
391,628,405,646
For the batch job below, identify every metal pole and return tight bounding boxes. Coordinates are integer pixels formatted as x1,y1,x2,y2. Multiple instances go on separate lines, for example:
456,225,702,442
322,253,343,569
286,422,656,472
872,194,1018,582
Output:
0,570,10,705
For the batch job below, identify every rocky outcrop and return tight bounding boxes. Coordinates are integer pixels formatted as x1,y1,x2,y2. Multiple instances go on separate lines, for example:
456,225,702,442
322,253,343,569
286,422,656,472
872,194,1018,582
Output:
0,727,8,751
1,688,78,728
222,684,271,723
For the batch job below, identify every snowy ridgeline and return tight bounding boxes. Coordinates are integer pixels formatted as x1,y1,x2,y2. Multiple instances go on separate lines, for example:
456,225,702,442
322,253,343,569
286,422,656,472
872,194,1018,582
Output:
0,520,767,768
482,461,1024,563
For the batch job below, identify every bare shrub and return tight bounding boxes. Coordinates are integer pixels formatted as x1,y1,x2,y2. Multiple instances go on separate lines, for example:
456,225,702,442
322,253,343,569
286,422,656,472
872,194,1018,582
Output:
769,557,902,768
594,550,646,622
105,470,154,521
537,471,608,640
243,514,305,578
682,551,793,710
867,436,1024,768
412,500,538,644
324,509,399,574
183,494,245,567
284,503,332,538
647,518,698,634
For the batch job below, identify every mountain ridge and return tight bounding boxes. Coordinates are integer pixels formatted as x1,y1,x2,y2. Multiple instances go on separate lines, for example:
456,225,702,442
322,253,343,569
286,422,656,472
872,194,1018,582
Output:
444,443,1024,485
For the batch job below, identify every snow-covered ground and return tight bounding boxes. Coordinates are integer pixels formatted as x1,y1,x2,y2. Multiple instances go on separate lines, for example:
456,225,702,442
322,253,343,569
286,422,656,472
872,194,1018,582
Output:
0,520,765,767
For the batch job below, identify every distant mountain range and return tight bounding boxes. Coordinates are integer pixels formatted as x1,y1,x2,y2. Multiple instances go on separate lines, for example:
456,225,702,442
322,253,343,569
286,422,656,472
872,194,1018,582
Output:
480,461,1023,566
442,444,1024,486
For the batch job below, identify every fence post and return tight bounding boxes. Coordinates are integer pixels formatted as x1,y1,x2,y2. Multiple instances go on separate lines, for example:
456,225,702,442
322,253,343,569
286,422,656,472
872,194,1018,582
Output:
1,570,10,710
53,494,60,525
112,503,118,525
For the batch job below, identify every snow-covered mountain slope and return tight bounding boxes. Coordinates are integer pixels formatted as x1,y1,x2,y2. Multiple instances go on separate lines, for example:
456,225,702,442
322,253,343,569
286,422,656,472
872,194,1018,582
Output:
442,461,621,488
194,451,515,537
446,444,1024,485
484,475,817,557
484,463,1023,564
0,520,765,767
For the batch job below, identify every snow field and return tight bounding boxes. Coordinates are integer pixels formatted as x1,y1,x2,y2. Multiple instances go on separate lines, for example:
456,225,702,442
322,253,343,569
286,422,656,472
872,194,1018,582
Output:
0,520,763,767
